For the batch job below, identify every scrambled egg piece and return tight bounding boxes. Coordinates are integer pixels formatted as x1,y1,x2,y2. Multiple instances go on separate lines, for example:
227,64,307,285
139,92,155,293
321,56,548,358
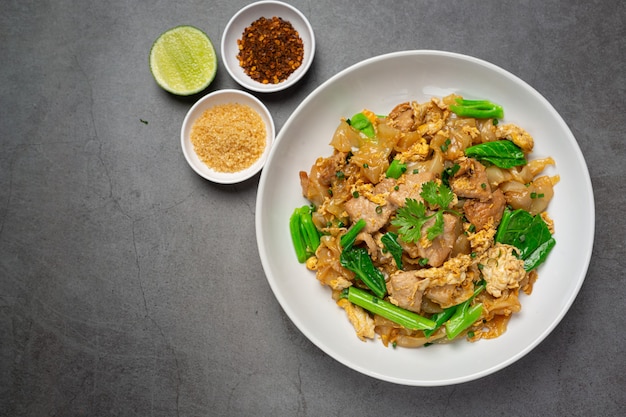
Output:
305,256,318,270
541,211,555,234
462,124,481,140
351,180,388,206
466,226,497,254
417,119,444,136
329,276,353,291
400,137,430,162
496,123,534,152
337,297,375,341
413,253,475,287
479,243,527,297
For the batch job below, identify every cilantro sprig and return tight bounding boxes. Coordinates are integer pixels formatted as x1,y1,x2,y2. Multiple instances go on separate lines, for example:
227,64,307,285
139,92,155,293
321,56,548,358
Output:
391,181,457,243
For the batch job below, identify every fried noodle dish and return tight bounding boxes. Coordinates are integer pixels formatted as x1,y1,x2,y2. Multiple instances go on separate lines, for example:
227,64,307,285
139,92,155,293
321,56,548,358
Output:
290,94,559,348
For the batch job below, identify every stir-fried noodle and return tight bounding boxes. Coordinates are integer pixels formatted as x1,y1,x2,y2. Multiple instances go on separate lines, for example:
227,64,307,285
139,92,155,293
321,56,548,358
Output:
296,95,558,348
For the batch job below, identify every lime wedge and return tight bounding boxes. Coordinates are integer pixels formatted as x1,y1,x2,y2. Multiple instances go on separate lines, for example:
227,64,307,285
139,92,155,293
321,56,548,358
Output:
149,25,217,96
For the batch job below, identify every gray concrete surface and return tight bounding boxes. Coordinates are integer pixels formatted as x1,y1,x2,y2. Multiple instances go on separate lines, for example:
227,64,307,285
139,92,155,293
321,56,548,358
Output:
1,0,625,416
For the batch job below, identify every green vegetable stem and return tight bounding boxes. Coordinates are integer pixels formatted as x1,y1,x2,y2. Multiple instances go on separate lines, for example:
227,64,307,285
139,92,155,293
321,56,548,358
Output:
449,98,504,119
290,205,320,263
423,308,455,338
444,282,486,340
340,247,387,298
289,208,307,263
340,218,366,250
299,206,320,254
340,286,436,331
421,282,486,339
445,300,483,340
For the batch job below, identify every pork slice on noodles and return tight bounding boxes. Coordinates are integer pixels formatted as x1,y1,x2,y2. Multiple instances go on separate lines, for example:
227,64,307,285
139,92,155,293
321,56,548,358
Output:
343,179,397,234
449,158,492,202
387,102,416,132
344,195,394,233
386,270,431,313
411,253,475,287
354,231,380,259
463,188,507,230
425,279,475,309
387,171,436,207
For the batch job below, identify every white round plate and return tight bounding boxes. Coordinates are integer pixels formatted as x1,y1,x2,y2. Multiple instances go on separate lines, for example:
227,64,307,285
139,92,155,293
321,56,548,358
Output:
181,89,275,184
221,1,315,93
255,50,594,386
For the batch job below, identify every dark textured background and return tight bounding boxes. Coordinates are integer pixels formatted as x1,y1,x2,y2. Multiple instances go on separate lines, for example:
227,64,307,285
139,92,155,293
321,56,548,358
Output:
1,0,624,415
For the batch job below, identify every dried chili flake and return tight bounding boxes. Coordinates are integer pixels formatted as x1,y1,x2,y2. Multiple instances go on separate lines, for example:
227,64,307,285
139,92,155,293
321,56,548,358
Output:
237,16,304,84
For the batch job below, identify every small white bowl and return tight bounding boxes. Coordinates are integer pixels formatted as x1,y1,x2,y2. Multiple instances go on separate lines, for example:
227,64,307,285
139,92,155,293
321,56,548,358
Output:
221,1,315,93
181,89,275,184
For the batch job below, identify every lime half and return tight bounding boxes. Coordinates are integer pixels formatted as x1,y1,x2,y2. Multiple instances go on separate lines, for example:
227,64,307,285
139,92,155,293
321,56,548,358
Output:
149,25,217,96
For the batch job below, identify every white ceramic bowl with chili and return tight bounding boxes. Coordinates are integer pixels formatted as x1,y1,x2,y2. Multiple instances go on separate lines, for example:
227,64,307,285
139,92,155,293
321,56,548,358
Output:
181,89,275,184
221,1,315,93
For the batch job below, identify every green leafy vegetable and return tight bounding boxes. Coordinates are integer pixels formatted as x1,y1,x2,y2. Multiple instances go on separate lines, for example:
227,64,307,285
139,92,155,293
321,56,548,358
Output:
391,181,456,243
348,112,375,138
340,287,436,331
340,218,366,250
386,159,407,179
495,208,556,271
465,140,527,168
381,232,403,270
340,247,387,298
449,98,504,119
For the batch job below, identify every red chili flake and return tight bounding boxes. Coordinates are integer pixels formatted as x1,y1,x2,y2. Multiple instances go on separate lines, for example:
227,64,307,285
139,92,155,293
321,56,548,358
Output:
237,16,304,84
